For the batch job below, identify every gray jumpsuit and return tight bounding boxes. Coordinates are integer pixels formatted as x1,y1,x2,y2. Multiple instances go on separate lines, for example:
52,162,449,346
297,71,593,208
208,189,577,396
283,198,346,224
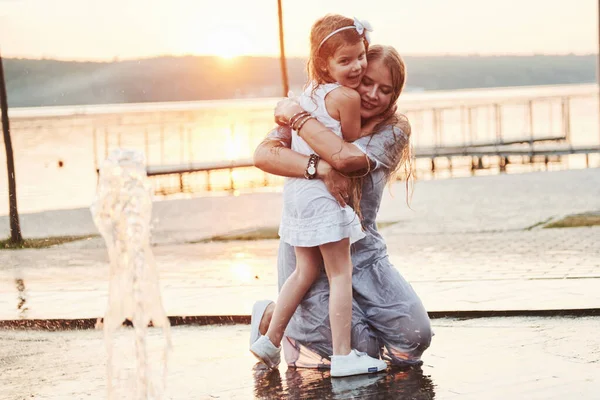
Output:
269,125,432,368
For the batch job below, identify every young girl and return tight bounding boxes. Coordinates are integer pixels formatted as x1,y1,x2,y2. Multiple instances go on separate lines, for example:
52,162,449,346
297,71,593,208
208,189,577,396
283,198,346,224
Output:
250,14,387,377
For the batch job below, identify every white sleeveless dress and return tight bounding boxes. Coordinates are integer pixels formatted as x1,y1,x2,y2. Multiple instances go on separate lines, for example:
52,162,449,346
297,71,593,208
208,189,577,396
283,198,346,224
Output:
278,83,365,247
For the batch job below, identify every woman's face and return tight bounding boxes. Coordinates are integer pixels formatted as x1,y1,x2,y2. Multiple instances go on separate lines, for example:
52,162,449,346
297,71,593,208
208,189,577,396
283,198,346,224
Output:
357,58,394,120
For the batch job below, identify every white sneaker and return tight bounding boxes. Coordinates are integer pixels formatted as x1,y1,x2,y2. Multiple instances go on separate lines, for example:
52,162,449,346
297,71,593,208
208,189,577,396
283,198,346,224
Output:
250,335,281,369
249,300,273,346
330,349,387,378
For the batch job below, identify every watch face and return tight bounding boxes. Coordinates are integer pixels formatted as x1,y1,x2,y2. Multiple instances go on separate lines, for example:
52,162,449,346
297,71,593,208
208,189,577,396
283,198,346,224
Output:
307,165,316,175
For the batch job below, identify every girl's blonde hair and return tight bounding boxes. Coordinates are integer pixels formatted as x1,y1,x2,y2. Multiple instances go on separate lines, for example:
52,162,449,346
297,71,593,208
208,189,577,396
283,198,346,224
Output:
307,14,369,85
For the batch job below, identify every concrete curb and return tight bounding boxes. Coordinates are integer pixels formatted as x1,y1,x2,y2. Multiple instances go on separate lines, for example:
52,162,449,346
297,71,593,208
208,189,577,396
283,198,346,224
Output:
2,309,599,331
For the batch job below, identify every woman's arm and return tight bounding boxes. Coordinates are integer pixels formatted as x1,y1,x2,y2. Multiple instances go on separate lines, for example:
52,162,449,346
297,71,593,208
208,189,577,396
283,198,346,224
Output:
274,99,369,174
254,139,316,178
253,127,352,206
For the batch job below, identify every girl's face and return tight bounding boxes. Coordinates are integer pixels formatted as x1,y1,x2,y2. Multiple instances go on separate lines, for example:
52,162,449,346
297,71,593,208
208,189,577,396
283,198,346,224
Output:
357,58,394,120
325,42,367,89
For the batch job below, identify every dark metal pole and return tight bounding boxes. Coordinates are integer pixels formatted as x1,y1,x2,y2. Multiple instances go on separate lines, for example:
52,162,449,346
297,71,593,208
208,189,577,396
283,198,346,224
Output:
277,0,290,96
0,51,23,243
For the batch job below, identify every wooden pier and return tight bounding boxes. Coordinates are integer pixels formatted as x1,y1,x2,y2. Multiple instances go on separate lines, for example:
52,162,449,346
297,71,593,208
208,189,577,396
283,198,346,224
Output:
76,86,597,192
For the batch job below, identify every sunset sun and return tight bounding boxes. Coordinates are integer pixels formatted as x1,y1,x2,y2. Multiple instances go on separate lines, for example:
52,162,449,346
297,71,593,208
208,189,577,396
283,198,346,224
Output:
216,42,243,60
192,25,251,60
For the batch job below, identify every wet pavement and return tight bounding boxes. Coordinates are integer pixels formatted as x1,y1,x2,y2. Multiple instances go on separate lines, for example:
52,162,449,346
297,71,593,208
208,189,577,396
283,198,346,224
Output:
1,169,600,398
0,223,598,320
1,317,599,399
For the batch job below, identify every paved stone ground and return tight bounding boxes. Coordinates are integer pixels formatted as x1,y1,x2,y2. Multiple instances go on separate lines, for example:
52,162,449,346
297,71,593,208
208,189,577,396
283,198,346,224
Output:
1,169,600,399
1,169,599,319
1,224,599,320
1,317,599,399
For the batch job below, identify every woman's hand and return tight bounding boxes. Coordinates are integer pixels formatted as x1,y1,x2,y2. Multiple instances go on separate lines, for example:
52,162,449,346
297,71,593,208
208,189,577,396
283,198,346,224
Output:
318,161,351,207
274,97,303,126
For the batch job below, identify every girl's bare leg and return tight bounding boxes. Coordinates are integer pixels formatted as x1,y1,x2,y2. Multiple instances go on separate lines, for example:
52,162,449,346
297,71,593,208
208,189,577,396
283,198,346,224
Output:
258,303,275,336
319,238,352,356
265,246,321,347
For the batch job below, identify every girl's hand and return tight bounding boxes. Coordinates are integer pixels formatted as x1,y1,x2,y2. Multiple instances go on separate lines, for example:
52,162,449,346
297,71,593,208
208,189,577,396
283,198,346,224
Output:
318,161,351,207
274,98,303,126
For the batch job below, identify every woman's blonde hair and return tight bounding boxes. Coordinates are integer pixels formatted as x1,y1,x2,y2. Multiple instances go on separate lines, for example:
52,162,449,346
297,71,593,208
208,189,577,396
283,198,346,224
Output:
353,45,414,209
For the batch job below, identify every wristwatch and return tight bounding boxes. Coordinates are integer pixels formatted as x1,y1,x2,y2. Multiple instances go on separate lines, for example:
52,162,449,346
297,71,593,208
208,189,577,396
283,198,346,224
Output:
304,154,320,180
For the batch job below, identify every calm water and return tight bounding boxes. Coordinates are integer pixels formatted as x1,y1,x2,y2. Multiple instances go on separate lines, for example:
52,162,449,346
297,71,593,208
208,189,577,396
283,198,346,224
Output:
1,83,598,215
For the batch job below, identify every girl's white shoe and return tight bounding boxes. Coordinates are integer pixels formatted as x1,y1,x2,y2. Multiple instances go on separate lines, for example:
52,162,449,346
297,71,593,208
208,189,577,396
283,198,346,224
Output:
250,335,281,369
330,349,388,378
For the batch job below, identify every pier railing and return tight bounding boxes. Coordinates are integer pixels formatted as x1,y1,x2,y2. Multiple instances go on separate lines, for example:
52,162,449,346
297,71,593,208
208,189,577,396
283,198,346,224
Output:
138,90,599,191
9,85,599,194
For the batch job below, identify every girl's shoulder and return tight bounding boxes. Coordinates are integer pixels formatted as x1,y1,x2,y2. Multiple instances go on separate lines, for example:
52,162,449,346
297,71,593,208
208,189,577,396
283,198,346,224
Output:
320,82,342,92
325,85,360,105
308,81,341,90
305,82,342,98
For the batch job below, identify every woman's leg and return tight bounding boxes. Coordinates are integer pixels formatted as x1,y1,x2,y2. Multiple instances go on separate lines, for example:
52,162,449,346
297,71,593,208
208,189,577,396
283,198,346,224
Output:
318,238,353,356
265,246,321,347
352,257,433,365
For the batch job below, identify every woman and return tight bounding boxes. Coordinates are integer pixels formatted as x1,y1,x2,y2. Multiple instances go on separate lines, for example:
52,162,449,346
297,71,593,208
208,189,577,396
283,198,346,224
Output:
251,45,432,369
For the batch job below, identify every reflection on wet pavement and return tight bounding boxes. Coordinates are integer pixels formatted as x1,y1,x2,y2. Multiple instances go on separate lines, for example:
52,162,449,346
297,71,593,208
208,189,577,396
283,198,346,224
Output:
2,318,599,399
252,363,435,399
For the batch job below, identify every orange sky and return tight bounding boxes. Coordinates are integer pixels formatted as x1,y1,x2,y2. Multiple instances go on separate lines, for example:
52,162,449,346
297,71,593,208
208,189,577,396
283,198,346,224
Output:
0,0,597,60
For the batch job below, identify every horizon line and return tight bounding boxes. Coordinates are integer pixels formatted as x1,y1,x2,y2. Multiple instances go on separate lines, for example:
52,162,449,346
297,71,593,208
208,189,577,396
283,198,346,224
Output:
4,52,599,63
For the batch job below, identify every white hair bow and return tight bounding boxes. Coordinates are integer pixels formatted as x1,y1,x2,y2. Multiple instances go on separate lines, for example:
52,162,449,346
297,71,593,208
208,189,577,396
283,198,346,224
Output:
353,17,373,44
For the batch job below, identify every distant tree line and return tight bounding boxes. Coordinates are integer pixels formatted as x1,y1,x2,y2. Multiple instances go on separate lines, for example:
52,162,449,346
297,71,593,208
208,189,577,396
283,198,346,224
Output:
3,54,596,107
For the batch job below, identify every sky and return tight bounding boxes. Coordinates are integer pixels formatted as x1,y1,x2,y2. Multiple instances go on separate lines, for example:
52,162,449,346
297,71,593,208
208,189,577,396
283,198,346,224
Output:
0,0,597,60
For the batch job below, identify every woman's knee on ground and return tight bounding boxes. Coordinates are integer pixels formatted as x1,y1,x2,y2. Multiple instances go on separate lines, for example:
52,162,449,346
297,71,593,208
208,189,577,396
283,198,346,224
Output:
401,317,432,352
378,309,433,362
380,321,432,367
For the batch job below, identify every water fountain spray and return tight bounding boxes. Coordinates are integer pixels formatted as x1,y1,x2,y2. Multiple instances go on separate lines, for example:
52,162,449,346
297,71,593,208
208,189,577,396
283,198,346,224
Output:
91,149,171,399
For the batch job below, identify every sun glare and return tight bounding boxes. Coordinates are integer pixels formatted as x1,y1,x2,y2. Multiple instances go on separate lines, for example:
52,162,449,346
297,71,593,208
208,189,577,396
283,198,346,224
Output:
216,42,243,60
192,25,251,61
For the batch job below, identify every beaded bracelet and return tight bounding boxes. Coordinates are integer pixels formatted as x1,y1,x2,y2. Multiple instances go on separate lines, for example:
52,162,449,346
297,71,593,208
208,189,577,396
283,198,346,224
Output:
296,116,316,133
289,111,310,129
291,114,312,131
293,114,313,131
